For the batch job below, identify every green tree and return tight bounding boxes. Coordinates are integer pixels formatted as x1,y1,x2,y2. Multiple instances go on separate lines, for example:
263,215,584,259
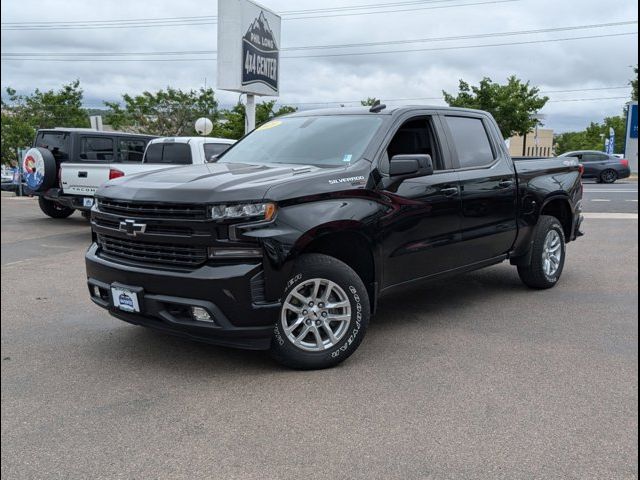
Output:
631,65,638,102
443,76,549,140
217,100,297,139
104,87,220,136
360,97,380,106
554,131,587,155
555,116,627,155
1,80,89,164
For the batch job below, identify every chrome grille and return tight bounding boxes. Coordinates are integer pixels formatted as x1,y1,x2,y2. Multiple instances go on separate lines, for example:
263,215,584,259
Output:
98,234,207,267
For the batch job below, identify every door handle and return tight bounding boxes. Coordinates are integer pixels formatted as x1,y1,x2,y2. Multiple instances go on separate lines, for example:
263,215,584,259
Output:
440,187,459,196
498,180,514,188
78,171,88,178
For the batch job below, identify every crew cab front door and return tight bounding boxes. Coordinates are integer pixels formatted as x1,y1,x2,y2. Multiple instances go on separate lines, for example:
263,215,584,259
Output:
378,114,464,288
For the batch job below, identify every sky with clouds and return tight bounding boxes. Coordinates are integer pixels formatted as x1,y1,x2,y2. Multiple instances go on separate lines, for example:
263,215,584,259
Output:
1,0,638,132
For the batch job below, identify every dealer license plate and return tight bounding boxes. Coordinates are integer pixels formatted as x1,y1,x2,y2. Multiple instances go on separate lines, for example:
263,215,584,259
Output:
111,286,140,313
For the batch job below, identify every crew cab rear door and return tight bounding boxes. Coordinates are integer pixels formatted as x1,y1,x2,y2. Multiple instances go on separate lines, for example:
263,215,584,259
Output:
441,114,518,263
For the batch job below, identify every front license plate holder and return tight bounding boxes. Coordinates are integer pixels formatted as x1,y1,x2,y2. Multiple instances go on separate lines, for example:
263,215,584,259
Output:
111,284,143,313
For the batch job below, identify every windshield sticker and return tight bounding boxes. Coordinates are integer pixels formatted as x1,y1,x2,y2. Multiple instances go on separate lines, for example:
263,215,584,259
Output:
342,154,353,163
328,175,366,185
257,120,282,131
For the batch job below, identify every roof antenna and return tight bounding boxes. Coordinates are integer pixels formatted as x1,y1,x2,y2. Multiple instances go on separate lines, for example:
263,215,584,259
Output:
369,99,386,113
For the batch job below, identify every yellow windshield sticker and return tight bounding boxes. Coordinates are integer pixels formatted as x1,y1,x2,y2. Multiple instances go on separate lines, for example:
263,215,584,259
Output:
257,120,282,131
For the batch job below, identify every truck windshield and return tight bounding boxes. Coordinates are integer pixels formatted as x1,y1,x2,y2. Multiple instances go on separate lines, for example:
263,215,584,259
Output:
219,115,383,167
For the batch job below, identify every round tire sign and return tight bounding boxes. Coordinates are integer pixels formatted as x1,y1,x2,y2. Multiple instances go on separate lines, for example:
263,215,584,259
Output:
23,148,46,190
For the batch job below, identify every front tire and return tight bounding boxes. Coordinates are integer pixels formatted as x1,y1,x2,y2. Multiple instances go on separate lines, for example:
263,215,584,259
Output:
270,254,370,370
517,215,566,289
38,196,75,219
600,169,618,184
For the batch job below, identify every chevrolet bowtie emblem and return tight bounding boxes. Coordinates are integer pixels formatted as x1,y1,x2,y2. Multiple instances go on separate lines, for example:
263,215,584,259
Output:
119,219,147,236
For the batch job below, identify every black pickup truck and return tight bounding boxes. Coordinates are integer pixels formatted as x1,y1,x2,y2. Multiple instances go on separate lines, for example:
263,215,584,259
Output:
86,105,584,369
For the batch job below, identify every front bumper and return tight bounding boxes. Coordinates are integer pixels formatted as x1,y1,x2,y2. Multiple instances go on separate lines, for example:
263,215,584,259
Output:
86,244,279,350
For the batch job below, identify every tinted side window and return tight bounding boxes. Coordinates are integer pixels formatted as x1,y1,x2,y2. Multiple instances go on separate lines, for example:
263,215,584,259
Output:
35,132,70,161
583,153,608,162
80,137,114,161
445,116,495,168
204,143,232,161
119,138,147,162
161,144,192,164
144,144,163,163
144,143,192,164
383,117,443,172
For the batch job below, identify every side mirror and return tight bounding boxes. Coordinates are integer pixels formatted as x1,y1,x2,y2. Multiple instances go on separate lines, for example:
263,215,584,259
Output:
207,154,219,163
389,154,434,178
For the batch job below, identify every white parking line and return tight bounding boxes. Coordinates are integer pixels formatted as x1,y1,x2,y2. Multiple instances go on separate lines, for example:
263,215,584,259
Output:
583,190,639,193
591,199,611,202
583,213,638,219
626,199,639,202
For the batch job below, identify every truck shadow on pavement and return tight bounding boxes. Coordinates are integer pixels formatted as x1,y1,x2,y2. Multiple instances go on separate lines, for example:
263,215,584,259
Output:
92,264,531,373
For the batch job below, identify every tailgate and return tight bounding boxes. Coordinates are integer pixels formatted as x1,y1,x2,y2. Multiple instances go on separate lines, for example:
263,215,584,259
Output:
61,163,111,196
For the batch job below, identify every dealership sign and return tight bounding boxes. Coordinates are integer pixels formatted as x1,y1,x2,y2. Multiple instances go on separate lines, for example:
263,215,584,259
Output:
217,0,281,97
630,103,638,139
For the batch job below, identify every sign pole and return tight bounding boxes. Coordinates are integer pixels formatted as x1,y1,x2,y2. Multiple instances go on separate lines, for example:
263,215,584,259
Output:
246,94,256,134
16,148,23,197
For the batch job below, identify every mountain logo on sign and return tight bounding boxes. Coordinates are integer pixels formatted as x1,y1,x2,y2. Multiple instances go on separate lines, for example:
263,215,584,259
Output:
241,11,279,92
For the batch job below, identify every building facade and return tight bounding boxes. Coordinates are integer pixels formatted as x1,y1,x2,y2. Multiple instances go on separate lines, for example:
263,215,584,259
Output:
508,128,554,157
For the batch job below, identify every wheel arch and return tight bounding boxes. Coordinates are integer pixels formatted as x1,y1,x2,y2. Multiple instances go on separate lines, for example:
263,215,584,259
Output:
540,196,573,240
290,226,379,312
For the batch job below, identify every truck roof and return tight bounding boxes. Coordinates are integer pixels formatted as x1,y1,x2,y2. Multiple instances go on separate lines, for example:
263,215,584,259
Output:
148,136,236,145
285,105,490,117
39,128,156,138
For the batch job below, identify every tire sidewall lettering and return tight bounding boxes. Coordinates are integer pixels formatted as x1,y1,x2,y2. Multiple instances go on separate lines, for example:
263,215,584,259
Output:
278,271,364,359
543,225,565,283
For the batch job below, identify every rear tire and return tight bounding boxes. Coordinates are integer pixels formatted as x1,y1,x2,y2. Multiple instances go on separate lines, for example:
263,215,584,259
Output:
270,254,370,370
38,196,75,219
600,169,618,184
517,215,566,289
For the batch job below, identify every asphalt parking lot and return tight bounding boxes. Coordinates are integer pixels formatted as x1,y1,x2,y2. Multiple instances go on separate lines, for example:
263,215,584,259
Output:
1,190,637,479
582,180,639,213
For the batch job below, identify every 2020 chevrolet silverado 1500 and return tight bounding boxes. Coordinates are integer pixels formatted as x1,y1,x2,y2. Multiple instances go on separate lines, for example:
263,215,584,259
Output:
86,106,584,369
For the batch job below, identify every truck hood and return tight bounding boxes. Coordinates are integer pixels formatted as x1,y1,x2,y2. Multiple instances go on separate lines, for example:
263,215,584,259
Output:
96,162,367,203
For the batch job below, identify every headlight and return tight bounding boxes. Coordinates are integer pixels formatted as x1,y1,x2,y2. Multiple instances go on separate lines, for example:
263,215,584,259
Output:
211,202,277,221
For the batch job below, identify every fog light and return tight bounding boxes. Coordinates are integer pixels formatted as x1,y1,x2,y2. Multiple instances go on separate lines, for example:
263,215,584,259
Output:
208,247,262,258
92,285,101,297
191,307,214,322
